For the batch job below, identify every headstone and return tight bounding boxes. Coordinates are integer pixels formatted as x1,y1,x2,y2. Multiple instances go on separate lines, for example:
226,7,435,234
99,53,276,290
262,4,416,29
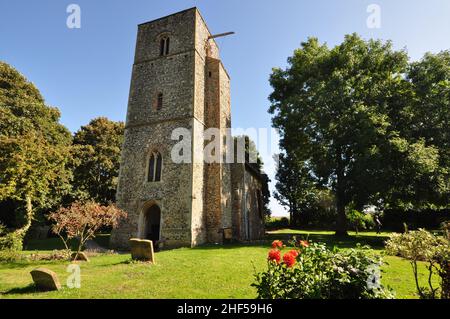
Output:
30,268,61,291
223,228,233,240
71,251,89,262
130,238,155,263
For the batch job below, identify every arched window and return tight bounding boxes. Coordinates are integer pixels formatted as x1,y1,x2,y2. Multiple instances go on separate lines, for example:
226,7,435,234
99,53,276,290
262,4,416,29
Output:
157,93,163,110
159,36,170,56
148,151,162,182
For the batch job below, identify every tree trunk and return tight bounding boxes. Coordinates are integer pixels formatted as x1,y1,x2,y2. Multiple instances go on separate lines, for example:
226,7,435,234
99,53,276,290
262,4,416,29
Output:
11,195,33,250
292,202,299,227
289,202,294,227
335,199,348,237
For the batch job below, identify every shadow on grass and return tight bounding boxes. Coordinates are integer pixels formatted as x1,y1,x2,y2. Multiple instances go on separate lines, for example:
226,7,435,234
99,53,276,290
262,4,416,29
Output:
23,234,111,252
2,284,39,295
23,237,79,251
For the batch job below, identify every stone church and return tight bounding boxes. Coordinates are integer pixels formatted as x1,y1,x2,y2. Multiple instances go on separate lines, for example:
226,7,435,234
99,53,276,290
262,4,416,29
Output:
111,8,266,250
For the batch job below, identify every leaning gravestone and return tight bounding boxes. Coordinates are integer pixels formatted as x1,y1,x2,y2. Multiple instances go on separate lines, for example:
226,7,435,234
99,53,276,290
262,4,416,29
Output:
71,251,90,262
130,238,155,263
30,268,61,291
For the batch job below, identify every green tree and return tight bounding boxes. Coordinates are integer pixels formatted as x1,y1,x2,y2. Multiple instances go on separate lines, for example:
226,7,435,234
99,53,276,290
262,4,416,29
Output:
234,135,271,218
269,35,442,235
274,153,316,226
405,51,450,207
0,62,72,249
71,117,124,205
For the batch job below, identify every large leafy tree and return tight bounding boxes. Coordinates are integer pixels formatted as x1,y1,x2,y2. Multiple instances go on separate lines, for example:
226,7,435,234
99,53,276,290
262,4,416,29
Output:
269,35,442,235
71,117,124,205
406,51,450,207
0,62,72,248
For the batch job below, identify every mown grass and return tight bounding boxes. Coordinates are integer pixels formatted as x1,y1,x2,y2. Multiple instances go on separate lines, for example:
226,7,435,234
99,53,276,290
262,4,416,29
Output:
0,230,438,299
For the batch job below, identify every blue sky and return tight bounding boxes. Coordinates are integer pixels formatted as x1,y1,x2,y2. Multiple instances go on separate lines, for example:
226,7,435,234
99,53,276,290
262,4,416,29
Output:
1,0,450,216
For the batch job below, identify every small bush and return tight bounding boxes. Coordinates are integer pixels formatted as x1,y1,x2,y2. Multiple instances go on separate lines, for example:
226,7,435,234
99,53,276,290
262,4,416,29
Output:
363,214,375,230
253,239,394,299
386,229,450,299
0,223,23,251
0,249,23,263
346,210,374,233
48,201,127,260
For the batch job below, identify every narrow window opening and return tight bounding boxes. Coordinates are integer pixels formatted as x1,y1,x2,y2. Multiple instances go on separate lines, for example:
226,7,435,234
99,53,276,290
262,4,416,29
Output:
157,93,163,110
148,154,155,182
148,152,163,182
155,153,162,182
165,37,170,55
159,37,170,56
160,38,165,56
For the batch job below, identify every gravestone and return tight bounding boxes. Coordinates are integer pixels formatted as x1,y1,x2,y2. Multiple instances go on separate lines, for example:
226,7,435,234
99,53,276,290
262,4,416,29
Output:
30,268,61,291
71,252,89,262
223,228,233,240
130,238,155,263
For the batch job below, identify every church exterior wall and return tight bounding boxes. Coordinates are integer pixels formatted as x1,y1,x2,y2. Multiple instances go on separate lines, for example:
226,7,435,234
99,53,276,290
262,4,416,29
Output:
111,7,265,250
111,119,194,249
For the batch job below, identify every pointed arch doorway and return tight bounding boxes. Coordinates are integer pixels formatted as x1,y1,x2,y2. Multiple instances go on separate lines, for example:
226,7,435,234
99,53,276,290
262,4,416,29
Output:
142,204,161,243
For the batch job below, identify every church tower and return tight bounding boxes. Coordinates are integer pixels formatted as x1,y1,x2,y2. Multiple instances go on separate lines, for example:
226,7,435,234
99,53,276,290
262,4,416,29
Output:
111,7,233,249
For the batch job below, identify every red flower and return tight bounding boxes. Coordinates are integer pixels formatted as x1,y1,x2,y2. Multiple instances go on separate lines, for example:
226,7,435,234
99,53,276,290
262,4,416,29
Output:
271,240,283,249
288,249,299,258
268,249,281,263
299,240,309,248
283,252,297,268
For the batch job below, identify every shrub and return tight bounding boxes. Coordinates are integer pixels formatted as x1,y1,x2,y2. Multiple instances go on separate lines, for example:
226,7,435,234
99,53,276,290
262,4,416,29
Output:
253,239,394,299
0,249,24,262
0,223,23,251
265,217,289,230
363,214,375,230
385,228,450,299
346,210,374,233
48,201,127,259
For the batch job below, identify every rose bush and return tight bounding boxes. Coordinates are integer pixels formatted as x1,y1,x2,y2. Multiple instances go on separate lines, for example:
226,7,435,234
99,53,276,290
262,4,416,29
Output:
253,239,393,299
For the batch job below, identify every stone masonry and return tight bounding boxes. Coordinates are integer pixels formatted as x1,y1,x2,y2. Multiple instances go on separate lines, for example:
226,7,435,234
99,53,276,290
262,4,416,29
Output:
110,7,265,250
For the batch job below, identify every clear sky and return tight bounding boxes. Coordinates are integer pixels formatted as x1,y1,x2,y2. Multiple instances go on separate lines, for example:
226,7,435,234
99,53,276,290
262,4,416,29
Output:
1,0,449,216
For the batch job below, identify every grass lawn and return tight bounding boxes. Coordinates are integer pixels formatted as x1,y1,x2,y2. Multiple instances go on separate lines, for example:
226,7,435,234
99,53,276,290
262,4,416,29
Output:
0,230,438,299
